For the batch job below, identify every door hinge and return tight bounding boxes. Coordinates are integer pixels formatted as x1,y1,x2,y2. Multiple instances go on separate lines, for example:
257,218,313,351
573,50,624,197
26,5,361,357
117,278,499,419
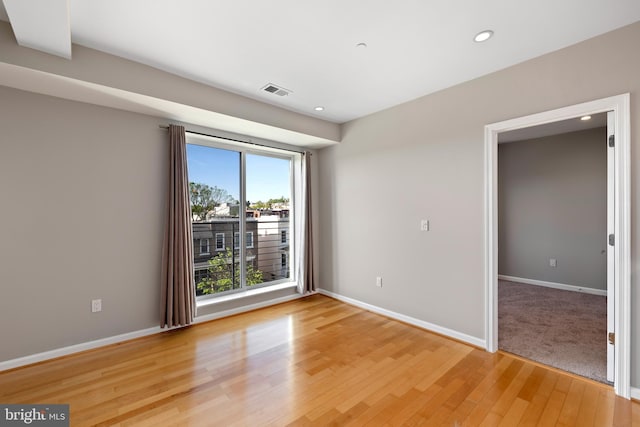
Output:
609,135,615,147
609,234,615,246
608,332,615,345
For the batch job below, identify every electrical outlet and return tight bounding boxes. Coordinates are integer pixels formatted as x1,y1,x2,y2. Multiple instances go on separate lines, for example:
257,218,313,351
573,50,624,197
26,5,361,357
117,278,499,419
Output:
91,299,102,313
420,219,430,232
549,258,557,268
376,277,382,287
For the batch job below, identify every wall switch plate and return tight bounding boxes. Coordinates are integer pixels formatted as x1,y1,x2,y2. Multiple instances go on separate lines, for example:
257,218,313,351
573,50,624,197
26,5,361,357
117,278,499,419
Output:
91,299,102,313
376,277,382,287
549,258,557,268
420,219,430,231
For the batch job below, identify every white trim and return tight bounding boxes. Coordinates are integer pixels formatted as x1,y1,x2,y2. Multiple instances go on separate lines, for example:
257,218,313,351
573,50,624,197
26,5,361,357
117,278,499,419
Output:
484,122,499,355
0,290,302,373
615,95,632,400
498,275,607,296
318,288,485,348
195,292,303,324
0,326,164,372
631,387,640,401
484,93,631,399
196,281,297,307
606,110,616,383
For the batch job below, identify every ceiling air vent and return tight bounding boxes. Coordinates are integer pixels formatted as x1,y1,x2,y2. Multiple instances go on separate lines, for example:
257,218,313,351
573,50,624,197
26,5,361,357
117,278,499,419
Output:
261,83,292,97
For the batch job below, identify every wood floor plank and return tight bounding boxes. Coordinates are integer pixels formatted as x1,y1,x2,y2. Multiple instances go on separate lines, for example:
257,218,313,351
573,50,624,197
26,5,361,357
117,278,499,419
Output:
342,393,401,427
632,399,640,426
573,385,598,427
466,355,515,403
518,394,549,427
489,362,535,416
556,379,586,426
535,389,566,426
0,294,636,426
461,358,525,425
518,366,548,402
479,411,503,426
593,388,615,426
498,396,529,426
612,395,635,427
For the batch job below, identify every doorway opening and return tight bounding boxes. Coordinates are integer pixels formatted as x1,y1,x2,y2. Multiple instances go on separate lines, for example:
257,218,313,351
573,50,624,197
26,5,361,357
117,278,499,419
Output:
484,94,631,398
497,115,608,383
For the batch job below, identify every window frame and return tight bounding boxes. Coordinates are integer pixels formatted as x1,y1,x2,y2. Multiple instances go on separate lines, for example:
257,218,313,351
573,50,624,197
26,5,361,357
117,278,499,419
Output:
215,233,225,251
187,133,299,300
232,231,253,249
199,238,210,255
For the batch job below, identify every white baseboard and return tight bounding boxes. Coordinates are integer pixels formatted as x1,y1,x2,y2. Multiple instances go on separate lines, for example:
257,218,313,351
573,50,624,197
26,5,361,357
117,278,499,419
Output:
317,288,485,348
632,387,640,401
498,275,607,297
0,292,304,372
0,326,164,372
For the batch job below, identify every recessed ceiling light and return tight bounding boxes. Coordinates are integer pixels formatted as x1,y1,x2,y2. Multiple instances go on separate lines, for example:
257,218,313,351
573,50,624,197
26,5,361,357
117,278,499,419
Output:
580,115,592,121
314,106,325,111
474,30,494,43
356,42,368,48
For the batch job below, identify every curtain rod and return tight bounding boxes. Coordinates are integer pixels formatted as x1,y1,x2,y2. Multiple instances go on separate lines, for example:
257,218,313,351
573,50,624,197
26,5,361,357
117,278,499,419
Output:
159,125,308,155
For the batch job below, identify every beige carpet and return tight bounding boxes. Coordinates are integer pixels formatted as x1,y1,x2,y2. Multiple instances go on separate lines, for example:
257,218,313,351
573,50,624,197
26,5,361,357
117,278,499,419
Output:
498,280,608,383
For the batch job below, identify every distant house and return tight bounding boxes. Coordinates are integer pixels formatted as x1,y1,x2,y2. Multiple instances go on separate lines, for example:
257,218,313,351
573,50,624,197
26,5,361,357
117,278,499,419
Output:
256,215,290,281
192,219,258,294
212,202,239,218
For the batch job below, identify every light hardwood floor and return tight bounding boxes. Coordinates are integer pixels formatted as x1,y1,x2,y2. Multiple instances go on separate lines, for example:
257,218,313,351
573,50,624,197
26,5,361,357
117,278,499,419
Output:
1,294,638,426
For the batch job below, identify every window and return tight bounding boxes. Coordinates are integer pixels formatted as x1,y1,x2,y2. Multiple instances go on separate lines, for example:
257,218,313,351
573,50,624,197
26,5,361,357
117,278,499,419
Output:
215,233,225,251
194,268,209,284
187,136,296,298
200,238,210,255
234,231,253,248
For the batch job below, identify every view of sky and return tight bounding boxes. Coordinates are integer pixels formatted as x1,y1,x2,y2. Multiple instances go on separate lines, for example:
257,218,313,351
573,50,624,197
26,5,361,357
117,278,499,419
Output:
186,144,291,203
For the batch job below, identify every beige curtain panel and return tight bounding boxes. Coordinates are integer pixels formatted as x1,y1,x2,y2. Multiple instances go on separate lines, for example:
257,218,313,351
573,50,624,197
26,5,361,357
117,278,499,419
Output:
160,125,196,328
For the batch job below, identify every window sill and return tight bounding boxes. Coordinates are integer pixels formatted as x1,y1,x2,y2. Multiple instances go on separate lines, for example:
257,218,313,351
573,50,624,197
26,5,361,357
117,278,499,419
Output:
196,282,298,308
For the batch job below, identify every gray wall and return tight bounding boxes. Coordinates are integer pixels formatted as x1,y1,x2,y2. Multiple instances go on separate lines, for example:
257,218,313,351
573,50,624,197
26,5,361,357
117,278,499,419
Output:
498,128,607,290
0,86,166,361
317,22,640,387
0,84,313,362
0,17,327,363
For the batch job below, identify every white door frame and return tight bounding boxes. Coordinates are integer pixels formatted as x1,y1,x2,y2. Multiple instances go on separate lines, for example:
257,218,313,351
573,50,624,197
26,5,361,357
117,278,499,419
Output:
606,110,616,382
483,94,631,398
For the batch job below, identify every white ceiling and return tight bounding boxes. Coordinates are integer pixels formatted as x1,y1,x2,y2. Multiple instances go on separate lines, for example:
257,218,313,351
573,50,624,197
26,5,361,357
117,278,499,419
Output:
1,1,640,124
2,0,70,58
